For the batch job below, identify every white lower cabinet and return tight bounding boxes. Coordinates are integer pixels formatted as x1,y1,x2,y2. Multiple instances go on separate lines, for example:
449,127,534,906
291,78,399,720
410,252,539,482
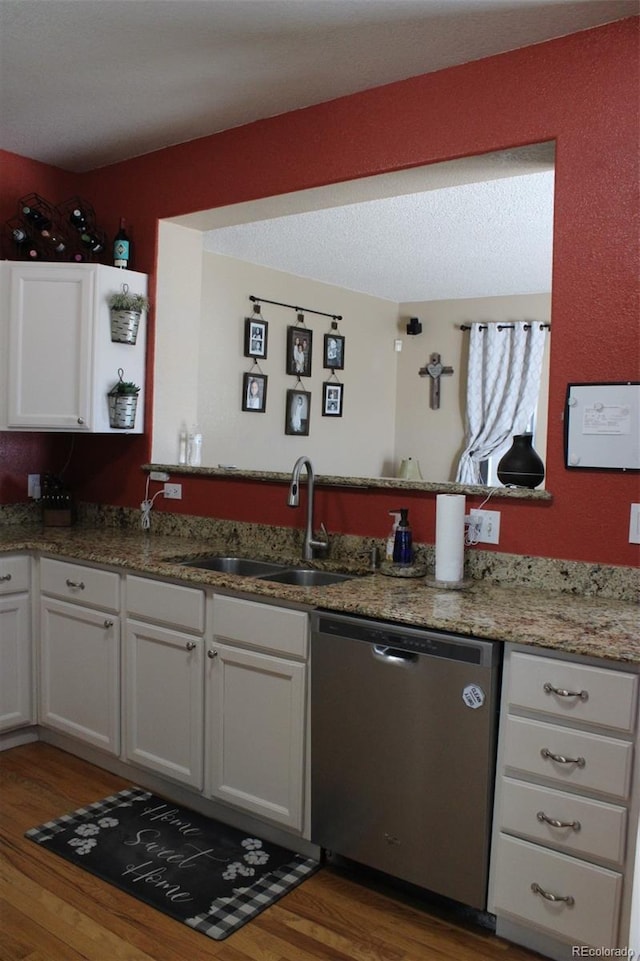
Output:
124,575,206,789
39,596,120,753
490,645,639,956
39,557,120,754
207,594,308,831
0,555,33,732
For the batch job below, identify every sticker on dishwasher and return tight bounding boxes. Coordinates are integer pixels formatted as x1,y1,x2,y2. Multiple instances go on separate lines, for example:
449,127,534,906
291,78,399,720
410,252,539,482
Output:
462,684,485,709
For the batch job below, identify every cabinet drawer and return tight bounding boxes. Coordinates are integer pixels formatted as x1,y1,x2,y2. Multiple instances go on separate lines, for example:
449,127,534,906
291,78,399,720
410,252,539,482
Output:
212,594,308,658
498,776,627,865
509,652,638,733
126,575,205,633
492,834,622,948
502,715,633,800
40,557,119,613
0,555,30,594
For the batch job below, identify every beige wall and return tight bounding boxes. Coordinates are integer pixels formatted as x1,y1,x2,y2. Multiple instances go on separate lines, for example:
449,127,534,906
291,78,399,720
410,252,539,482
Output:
394,294,551,482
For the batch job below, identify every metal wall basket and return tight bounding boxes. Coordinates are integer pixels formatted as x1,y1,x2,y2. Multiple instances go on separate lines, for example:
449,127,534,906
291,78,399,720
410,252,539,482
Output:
107,369,139,429
110,309,141,345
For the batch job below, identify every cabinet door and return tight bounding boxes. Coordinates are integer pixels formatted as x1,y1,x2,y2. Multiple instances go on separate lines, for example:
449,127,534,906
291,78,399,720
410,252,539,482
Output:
124,619,204,789
8,264,94,429
0,593,33,731
206,643,306,830
39,597,119,754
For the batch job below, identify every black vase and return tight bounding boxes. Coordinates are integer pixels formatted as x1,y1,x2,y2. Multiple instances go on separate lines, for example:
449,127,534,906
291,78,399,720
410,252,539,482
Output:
497,433,545,489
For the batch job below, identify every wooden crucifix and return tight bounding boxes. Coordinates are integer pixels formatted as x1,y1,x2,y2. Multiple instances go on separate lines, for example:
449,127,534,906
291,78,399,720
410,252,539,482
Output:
418,352,454,409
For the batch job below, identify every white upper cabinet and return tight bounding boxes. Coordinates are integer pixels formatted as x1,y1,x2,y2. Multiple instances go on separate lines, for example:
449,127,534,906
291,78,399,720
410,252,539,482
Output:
0,261,147,432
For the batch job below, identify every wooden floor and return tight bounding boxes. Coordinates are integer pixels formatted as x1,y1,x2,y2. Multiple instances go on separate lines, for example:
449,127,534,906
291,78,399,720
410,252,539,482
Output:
0,743,543,961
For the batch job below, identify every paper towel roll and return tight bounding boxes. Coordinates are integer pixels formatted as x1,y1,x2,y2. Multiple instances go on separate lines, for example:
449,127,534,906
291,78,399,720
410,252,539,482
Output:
435,493,466,583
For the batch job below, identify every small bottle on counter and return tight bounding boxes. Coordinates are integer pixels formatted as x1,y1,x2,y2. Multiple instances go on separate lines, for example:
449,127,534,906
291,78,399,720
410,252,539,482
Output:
392,508,413,566
178,425,188,465
187,425,202,467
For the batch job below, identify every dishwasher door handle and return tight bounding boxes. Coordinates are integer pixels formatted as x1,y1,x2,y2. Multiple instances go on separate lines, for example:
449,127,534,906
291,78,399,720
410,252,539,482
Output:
373,644,418,663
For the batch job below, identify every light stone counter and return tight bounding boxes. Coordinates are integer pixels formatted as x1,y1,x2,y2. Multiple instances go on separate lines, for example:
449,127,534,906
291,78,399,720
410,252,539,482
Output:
1,517,638,665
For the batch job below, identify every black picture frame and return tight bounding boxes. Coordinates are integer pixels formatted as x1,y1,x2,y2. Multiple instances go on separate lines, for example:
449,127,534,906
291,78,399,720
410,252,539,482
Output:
322,381,343,417
285,388,311,435
286,326,312,377
242,372,268,412
323,333,345,370
244,317,269,359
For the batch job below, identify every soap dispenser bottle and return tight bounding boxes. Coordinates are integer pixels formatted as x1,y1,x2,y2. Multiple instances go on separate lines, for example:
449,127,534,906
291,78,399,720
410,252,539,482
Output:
386,512,401,562
392,508,413,565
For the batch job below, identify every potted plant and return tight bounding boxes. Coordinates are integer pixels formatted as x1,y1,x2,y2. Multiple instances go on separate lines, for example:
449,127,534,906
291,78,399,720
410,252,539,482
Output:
107,368,141,429
108,284,150,345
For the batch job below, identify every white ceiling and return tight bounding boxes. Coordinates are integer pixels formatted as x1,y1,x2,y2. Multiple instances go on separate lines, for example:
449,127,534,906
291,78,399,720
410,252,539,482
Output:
1,0,633,301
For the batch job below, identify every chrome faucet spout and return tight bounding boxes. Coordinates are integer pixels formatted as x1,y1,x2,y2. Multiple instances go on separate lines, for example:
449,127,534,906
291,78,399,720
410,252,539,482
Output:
287,456,328,561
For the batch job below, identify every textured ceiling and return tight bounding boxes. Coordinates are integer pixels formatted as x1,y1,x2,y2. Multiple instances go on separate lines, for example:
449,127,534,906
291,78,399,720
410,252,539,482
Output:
202,149,556,301
0,0,636,173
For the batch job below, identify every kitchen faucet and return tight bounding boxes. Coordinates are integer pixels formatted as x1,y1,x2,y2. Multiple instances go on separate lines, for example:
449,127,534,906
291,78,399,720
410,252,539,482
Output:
287,456,329,561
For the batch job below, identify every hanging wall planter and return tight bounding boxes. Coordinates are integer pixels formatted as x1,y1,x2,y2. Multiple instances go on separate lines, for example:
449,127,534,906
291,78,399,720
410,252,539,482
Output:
107,368,140,429
108,284,150,345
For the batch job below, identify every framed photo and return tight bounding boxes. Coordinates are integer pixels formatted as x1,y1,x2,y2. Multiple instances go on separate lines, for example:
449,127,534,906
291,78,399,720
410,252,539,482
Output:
285,388,310,435
286,326,312,377
322,381,343,417
244,317,268,359
323,333,345,370
242,372,267,412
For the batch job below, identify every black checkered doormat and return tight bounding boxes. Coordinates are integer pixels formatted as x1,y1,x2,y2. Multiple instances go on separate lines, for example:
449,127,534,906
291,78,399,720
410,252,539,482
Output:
26,787,319,941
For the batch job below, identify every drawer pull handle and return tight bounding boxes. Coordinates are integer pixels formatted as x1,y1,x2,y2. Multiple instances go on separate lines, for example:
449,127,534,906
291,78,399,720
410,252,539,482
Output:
103,619,114,629
0,573,12,582
536,811,581,832
531,882,575,906
66,579,85,590
541,747,586,768
207,649,218,659
185,641,196,652
543,682,588,701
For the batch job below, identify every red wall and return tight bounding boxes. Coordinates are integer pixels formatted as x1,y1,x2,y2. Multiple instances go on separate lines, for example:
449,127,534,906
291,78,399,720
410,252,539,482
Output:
2,19,639,568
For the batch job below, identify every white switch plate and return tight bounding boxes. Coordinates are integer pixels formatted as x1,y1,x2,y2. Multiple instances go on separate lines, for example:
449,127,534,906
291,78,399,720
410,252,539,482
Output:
470,508,500,544
28,473,41,498
629,503,640,544
164,483,182,500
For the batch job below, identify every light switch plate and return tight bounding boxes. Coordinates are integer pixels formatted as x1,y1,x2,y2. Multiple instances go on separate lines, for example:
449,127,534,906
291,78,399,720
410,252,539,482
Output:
470,508,500,544
629,504,640,544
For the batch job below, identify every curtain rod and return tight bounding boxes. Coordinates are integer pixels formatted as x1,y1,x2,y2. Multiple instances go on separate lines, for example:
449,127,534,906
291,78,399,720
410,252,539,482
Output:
250,294,342,321
459,323,551,331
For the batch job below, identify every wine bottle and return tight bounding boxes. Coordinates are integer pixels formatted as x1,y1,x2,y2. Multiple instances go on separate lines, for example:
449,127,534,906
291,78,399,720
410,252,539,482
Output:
113,217,130,268
69,207,88,230
22,205,51,231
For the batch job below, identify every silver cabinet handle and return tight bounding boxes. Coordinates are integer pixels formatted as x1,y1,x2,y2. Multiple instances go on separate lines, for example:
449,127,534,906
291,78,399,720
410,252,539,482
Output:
544,682,588,701
103,619,114,629
66,578,85,590
185,641,196,651
0,573,11,582
207,649,218,659
531,882,575,906
77,417,84,424
541,747,585,768
537,811,581,832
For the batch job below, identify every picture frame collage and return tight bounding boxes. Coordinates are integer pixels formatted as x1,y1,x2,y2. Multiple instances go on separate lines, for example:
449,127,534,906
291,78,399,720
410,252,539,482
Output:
242,308,344,434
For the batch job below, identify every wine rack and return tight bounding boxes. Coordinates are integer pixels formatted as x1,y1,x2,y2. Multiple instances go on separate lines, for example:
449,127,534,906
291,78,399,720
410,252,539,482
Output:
3,193,108,264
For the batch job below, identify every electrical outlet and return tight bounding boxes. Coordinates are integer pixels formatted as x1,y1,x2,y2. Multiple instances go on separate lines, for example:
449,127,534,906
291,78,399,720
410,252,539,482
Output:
629,503,640,544
470,508,500,544
28,473,41,498
164,483,182,500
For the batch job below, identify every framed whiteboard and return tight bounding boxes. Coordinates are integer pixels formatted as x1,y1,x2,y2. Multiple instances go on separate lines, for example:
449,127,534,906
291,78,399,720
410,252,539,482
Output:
564,382,640,471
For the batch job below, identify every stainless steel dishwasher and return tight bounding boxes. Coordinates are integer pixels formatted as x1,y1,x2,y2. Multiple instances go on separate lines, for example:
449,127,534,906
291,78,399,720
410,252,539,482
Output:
310,611,501,910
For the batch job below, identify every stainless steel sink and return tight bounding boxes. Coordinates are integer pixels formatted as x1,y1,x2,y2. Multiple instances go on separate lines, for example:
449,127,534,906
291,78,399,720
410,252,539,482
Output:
258,568,355,587
180,556,289,576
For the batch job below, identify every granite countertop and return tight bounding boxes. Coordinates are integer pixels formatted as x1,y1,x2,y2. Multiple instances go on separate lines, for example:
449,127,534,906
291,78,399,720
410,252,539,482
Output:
1,525,638,665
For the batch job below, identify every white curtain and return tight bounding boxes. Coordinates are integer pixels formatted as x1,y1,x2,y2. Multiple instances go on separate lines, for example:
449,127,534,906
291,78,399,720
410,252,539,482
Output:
456,322,547,485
